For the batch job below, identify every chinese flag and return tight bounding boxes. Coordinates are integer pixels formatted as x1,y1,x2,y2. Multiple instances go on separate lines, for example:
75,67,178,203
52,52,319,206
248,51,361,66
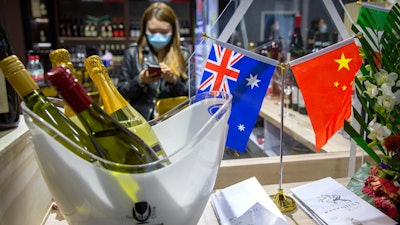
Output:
289,38,362,150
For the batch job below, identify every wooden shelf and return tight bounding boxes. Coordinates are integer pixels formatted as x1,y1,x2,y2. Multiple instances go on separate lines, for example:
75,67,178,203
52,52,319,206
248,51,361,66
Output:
59,37,126,42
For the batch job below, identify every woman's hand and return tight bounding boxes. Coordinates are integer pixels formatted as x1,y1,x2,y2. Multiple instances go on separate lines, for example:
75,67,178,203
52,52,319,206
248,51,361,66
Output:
139,68,161,84
160,62,176,84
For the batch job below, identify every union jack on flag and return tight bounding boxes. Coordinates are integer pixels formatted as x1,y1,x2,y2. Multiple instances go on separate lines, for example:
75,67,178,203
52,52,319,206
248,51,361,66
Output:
198,46,244,93
197,41,278,153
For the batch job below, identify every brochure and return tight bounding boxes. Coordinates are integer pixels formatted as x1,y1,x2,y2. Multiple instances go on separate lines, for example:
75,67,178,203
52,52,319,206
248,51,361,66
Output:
290,177,397,225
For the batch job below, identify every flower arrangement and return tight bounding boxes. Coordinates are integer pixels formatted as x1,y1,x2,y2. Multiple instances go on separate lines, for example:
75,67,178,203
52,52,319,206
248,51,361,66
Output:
362,133,400,220
344,2,400,222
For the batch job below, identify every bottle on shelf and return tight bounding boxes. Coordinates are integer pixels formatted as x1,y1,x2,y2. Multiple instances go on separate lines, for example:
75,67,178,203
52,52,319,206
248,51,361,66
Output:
130,21,140,38
289,14,305,59
39,1,47,18
290,69,299,112
26,55,45,86
89,17,98,37
59,15,66,37
84,55,167,158
78,17,85,38
65,15,72,37
39,25,47,43
99,16,112,38
71,17,79,37
45,65,163,173
112,17,118,37
298,90,307,115
289,14,305,112
0,55,100,162
0,23,20,131
258,41,281,97
105,17,113,38
117,17,125,37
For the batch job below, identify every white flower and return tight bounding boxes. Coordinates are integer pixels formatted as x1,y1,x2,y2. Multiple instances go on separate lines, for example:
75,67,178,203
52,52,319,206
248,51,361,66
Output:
364,80,379,98
374,69,398,87
376,83,397,112
394,89,400,105
367,120,391,142
387,72,398,87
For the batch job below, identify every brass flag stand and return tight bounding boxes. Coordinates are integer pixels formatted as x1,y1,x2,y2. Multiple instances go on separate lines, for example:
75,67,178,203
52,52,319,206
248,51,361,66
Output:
269,62,297,213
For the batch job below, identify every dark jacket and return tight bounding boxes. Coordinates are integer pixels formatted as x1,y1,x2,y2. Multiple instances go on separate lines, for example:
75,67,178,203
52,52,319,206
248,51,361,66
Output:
117,43,190,120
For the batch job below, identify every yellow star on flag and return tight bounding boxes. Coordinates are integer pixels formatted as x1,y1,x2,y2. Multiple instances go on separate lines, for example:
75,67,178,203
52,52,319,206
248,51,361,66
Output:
334,53,352,71
333,81,339,87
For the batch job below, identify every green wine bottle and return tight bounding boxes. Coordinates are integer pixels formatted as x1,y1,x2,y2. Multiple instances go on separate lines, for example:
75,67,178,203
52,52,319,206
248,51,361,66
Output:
0,55,102,163
0,22,20,131
84,55,166,158
45,65,163,173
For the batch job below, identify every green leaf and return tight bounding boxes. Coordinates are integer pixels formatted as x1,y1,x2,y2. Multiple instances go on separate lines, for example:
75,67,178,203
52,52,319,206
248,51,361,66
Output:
347,162,375,205
344,121,381,163
348,3,400,164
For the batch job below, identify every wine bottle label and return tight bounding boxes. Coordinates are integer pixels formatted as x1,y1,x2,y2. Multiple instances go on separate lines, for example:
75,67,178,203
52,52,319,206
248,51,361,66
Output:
0,71,9,113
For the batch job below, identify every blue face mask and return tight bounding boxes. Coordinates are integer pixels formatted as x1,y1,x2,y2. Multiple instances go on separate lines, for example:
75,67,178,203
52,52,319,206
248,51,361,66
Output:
147,33,172,50
319,24,327,33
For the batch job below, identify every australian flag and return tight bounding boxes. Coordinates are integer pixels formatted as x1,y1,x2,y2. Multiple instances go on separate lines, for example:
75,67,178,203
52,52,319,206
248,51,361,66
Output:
197,41,278,153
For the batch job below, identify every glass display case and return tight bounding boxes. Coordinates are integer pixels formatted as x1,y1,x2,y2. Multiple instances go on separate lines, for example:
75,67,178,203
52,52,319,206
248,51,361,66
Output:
193,0,358,159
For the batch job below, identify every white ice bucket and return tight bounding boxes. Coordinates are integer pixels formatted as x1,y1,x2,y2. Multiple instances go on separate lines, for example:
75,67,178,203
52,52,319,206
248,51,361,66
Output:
22,91,232,225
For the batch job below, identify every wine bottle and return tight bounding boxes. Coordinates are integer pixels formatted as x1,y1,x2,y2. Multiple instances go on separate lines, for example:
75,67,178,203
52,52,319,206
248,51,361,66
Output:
298,89,307,115
49,48,76,80
0,55,101,162
289,14,305,59
289,15,305,112
291,69,299,112
0,22,20,131
117,17,125,37
45,65,163,173
84,55,167,158
112,17,118,37
48,48,84,129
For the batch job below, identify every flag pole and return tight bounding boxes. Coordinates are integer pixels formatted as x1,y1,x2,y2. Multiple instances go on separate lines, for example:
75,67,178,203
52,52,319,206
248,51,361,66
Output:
269,62,297,213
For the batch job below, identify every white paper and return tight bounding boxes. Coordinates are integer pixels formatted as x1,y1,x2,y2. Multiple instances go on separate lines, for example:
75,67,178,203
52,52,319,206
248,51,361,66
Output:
211,177,288,225
291,177,397,225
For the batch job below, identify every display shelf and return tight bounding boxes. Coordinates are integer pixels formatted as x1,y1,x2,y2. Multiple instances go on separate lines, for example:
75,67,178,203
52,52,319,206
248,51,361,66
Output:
59,37,126,42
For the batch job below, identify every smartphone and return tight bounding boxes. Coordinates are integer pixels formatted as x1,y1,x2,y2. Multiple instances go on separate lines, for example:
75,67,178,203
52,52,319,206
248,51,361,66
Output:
146,63,162,78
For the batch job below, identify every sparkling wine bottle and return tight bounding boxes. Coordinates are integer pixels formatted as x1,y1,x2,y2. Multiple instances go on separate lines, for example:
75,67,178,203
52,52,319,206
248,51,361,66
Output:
0,22,20,131
45,65,163,173
84,55,167,157
49,48,84,129
49,48,76,73
0,55,101,162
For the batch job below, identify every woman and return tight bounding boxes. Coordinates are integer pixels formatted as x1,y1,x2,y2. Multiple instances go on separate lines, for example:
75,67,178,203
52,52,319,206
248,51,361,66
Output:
306,18,327,52
117,2,190,120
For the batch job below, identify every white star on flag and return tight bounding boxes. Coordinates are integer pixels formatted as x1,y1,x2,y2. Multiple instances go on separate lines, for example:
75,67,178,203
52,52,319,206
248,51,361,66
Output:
238,124,245,132
246,74,261,89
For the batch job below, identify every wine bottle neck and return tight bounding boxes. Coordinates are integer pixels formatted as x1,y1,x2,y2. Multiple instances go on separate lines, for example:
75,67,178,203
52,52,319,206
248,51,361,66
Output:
61,80,92,114
0,55,39,97
46,66,93,113
90,68,130,114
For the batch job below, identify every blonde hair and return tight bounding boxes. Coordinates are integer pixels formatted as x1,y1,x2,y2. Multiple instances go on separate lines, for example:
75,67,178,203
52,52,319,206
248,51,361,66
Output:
137,2,187,79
